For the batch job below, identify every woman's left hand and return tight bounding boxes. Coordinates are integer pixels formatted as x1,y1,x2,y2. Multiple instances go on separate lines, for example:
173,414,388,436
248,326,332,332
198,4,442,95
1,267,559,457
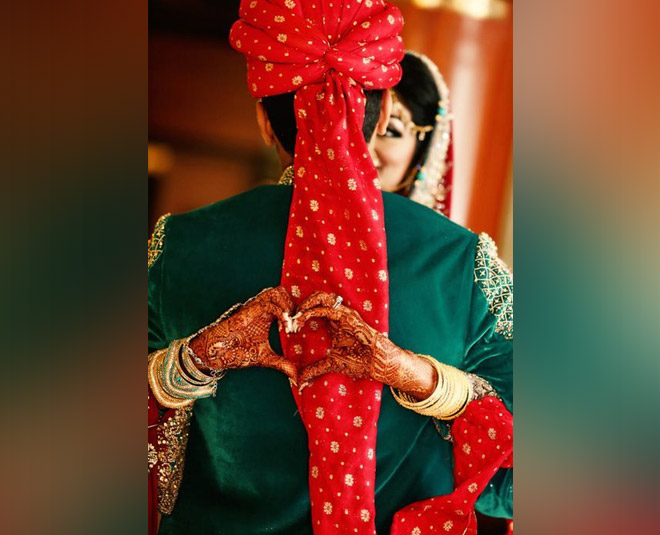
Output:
293,292,437,398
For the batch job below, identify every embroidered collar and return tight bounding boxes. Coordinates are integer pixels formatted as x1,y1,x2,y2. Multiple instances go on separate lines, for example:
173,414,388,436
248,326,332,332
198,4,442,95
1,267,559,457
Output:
278,165,295,186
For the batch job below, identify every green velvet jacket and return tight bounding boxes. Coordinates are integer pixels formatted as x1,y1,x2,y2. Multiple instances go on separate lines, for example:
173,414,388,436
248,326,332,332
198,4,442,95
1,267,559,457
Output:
148,185,513,535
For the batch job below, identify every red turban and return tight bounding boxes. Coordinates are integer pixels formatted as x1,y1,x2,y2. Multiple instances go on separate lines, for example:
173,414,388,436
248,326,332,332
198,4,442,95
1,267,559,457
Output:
230,2,512,534
232,2,403,532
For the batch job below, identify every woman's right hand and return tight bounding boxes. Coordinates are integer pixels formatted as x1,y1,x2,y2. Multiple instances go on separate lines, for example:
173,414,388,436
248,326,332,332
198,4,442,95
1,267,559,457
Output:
293,291,438,399
188,286,298,383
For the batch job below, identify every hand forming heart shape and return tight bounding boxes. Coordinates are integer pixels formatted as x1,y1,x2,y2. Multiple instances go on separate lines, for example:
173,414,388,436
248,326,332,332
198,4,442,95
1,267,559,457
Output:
188,286,420,394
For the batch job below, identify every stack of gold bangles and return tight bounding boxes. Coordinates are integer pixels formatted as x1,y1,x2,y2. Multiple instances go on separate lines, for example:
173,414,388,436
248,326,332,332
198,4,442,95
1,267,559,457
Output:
148,338,224,409
390,354,474,420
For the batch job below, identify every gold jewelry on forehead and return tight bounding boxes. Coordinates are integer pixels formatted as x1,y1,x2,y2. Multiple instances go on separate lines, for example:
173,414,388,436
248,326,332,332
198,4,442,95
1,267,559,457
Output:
390,90,435,141
400,52,454,213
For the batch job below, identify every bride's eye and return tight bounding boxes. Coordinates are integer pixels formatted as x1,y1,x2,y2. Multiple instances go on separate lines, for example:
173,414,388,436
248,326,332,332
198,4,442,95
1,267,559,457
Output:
379,116,406,139
382,125,402,138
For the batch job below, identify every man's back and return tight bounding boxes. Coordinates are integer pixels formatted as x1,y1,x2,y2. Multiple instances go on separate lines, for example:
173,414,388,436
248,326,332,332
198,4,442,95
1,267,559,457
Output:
149,185,512,534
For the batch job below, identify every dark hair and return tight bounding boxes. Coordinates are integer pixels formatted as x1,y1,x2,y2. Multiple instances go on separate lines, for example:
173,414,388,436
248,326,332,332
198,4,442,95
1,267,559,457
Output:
395,53,441,181
262,90,383,155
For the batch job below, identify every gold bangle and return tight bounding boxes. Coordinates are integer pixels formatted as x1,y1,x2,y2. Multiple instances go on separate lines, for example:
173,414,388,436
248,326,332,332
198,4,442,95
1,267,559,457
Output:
442,382,473,420
391,355,446,412
162,340,217,400
180,341,212,383
172,339,216,387
148,349,194,409
148,340,220,408
437,361,473,419
181,336,226,382
390,355,473,420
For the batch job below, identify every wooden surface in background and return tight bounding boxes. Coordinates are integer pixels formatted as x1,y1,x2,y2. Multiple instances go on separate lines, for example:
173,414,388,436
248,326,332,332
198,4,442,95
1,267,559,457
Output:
149,34,273,219
149,34,259,150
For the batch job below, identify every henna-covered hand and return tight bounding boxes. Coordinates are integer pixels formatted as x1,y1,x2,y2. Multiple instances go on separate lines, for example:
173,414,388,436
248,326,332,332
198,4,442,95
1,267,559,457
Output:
188,286,298,382
293,292,437,399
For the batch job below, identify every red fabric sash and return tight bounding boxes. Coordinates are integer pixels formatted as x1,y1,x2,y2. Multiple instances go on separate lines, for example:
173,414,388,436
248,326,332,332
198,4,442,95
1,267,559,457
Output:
232,2,403,532
391,397,513,535
230,2,512,534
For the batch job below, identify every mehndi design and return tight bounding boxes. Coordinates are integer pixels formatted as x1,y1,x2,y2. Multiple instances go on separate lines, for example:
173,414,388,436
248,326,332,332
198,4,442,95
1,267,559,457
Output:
293,292,436,399
188,287,298,382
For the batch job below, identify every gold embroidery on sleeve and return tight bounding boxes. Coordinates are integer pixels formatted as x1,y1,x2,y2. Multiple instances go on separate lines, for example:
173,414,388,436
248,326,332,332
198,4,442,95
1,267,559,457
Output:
157,406,193,515
474,233,513,340
148,442,158,471
148,213,171,269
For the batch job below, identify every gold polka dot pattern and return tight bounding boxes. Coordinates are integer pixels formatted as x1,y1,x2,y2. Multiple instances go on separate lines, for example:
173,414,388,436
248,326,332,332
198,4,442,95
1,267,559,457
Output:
390,397,513,535
230,2,406,534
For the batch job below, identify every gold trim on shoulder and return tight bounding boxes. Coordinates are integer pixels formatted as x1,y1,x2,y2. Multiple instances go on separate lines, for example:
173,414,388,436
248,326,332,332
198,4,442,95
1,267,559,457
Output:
148,213,171,269
474,233,513,340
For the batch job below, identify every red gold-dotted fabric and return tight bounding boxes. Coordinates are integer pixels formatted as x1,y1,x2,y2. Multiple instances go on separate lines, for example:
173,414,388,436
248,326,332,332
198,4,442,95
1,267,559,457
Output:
231,2,403,534
230,2,512,535
391,397,513,535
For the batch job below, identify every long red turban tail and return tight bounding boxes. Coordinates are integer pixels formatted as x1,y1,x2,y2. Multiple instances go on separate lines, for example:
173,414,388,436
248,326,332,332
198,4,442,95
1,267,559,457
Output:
230,2,512,534
231,2,403,532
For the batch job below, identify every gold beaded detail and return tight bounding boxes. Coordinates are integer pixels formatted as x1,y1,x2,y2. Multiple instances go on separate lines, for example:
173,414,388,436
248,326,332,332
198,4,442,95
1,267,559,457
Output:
474,233,513,340
278,165,295,186
148,442,158,471
156,406,193,515
148,213,170,269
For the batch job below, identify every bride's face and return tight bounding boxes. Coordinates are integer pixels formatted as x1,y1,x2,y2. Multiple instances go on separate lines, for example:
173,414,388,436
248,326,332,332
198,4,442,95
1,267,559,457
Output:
369,98,417,192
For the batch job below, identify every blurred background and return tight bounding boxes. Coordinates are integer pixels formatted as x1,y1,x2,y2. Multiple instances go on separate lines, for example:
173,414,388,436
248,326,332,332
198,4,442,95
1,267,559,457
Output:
148,0,513,267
